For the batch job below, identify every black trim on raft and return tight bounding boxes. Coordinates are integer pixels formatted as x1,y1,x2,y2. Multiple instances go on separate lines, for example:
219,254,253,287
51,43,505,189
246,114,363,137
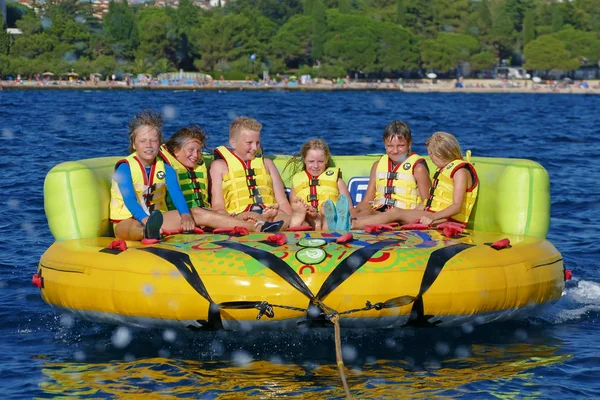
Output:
139,247,223,330
99,248,124,255
406,243,475,327
215,241,316,301
531,258,563,269
315,239,402,301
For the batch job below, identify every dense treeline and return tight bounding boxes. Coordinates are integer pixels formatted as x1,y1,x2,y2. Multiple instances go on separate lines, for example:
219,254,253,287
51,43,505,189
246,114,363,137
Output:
1,0,599,79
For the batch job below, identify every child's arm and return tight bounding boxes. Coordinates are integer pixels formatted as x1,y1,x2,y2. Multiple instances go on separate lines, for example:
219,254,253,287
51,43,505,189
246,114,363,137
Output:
354,161,378,213
209,159,230,215
414,161,431,207
114,163,149,223
421,168,468,224
165,165,195,231
265,158,293,215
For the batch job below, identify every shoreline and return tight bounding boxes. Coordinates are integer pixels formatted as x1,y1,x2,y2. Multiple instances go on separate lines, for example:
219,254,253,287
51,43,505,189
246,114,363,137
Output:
2,79,599,94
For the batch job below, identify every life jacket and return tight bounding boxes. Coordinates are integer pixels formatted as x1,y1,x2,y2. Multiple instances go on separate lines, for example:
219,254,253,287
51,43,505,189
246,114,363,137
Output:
373,153,425,210
158,144,210,210
292,167,340,209
425,159,479,223
213,146,275,214
110,154,168,222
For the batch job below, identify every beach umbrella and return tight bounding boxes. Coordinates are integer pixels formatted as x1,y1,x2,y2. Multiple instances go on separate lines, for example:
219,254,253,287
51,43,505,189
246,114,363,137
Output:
290,75,297,80
426,73,437,79
532,77,542,84
42,72,54,76
91,72,102,77
65,72,79,77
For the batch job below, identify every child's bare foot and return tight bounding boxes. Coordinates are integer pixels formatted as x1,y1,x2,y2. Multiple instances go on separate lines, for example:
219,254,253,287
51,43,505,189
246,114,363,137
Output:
290,198,307,227
314,212,323,231
262,205,279,222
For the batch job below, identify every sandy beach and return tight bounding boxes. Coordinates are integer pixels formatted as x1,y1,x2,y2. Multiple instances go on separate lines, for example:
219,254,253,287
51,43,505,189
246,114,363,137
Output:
1,78,598,94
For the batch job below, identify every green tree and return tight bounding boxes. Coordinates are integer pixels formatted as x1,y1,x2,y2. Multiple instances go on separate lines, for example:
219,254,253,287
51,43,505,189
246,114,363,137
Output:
338,0,351,14
304,0,315,15
551,4,564,32
421,32,478,73
103,0,139,59
553,27,600,66
522,9,535,44
490,1,515,59
0,12,10,55
523,35,578,72
396,0,406,25
311,0,326,60
269,15,312,70
470,50,496,70
374,21,419,72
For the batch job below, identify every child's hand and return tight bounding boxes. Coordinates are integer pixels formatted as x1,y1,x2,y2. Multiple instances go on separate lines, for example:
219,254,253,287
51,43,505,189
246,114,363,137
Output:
181,213,196,232
419,216,434,226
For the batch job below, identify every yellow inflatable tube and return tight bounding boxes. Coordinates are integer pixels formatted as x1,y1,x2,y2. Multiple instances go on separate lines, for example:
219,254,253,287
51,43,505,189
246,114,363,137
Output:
38,155,565,329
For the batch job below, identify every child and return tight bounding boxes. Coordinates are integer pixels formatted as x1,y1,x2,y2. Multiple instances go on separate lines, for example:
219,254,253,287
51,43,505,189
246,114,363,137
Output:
354,120,431,216
210,117,300,229
352,131,479,228
109,110,195,241
285,139,353,230
159,124,283,232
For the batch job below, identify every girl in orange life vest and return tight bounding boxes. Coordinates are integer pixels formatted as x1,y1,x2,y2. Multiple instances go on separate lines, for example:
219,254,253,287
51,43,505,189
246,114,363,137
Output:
285,139,353,230
351,131,479,228
160,125,284,232
110,110,195,241
354,120,431,217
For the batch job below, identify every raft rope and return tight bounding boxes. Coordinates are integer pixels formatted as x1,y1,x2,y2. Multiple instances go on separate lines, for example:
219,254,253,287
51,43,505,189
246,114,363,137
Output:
140,237,475,396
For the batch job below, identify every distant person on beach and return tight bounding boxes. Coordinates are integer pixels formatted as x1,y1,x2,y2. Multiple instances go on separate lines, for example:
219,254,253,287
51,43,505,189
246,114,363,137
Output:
284,139,354,230
159,124,284,232
210,116,297,229
351,131,479,229
109,109,195,242
353,120,431,217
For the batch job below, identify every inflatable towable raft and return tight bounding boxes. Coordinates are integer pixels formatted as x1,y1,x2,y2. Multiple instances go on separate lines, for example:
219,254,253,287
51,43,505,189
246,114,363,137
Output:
36,155,567,330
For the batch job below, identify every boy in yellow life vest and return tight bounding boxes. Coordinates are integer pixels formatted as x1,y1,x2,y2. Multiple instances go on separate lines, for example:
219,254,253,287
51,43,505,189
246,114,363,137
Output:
285,139,354,230
210,116,296,229
159,125,284,232
352,131,479,228
354,120,431,217
109,109,195,242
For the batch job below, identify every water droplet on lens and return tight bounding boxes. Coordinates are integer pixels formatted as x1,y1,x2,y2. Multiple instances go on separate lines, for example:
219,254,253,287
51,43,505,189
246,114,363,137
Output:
514,328,528,340
111,326,132,349
41,17,52,30
158,349,171,358
163,329,176,342
434,342,450,356
455,345,470,358
60,314,74,328
232,350,252,367
3,129,14,139
162,105,177,120
74,350,86,361
8,199,19,208
342,344,357,362
142,284,154,296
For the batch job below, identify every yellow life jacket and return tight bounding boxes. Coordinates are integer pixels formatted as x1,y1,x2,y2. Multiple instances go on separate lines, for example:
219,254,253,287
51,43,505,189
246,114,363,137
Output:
373,153,425,210
214,146,275,214
426,159,479,224
292,167,340,209
159,144,210,210
110,154,168,221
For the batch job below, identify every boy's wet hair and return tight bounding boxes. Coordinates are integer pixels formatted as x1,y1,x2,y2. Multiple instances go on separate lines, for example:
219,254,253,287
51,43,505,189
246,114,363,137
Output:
284,139,332,177
425,131,463,162
128,109,164,153
166,124,208,155
383,120,412,143
230,116,262,140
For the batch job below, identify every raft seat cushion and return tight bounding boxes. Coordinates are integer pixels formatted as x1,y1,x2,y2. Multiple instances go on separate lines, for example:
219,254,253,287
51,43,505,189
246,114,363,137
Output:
44,154,551,241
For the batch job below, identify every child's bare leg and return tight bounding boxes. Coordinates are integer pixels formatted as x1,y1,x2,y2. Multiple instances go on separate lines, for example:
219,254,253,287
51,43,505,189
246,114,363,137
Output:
290,198,307,228
351,208,427,229
114,219,143,241
162,210,184,231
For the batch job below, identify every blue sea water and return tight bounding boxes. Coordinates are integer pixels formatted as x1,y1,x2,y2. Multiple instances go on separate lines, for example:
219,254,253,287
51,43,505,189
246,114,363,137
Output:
1,89,599,398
